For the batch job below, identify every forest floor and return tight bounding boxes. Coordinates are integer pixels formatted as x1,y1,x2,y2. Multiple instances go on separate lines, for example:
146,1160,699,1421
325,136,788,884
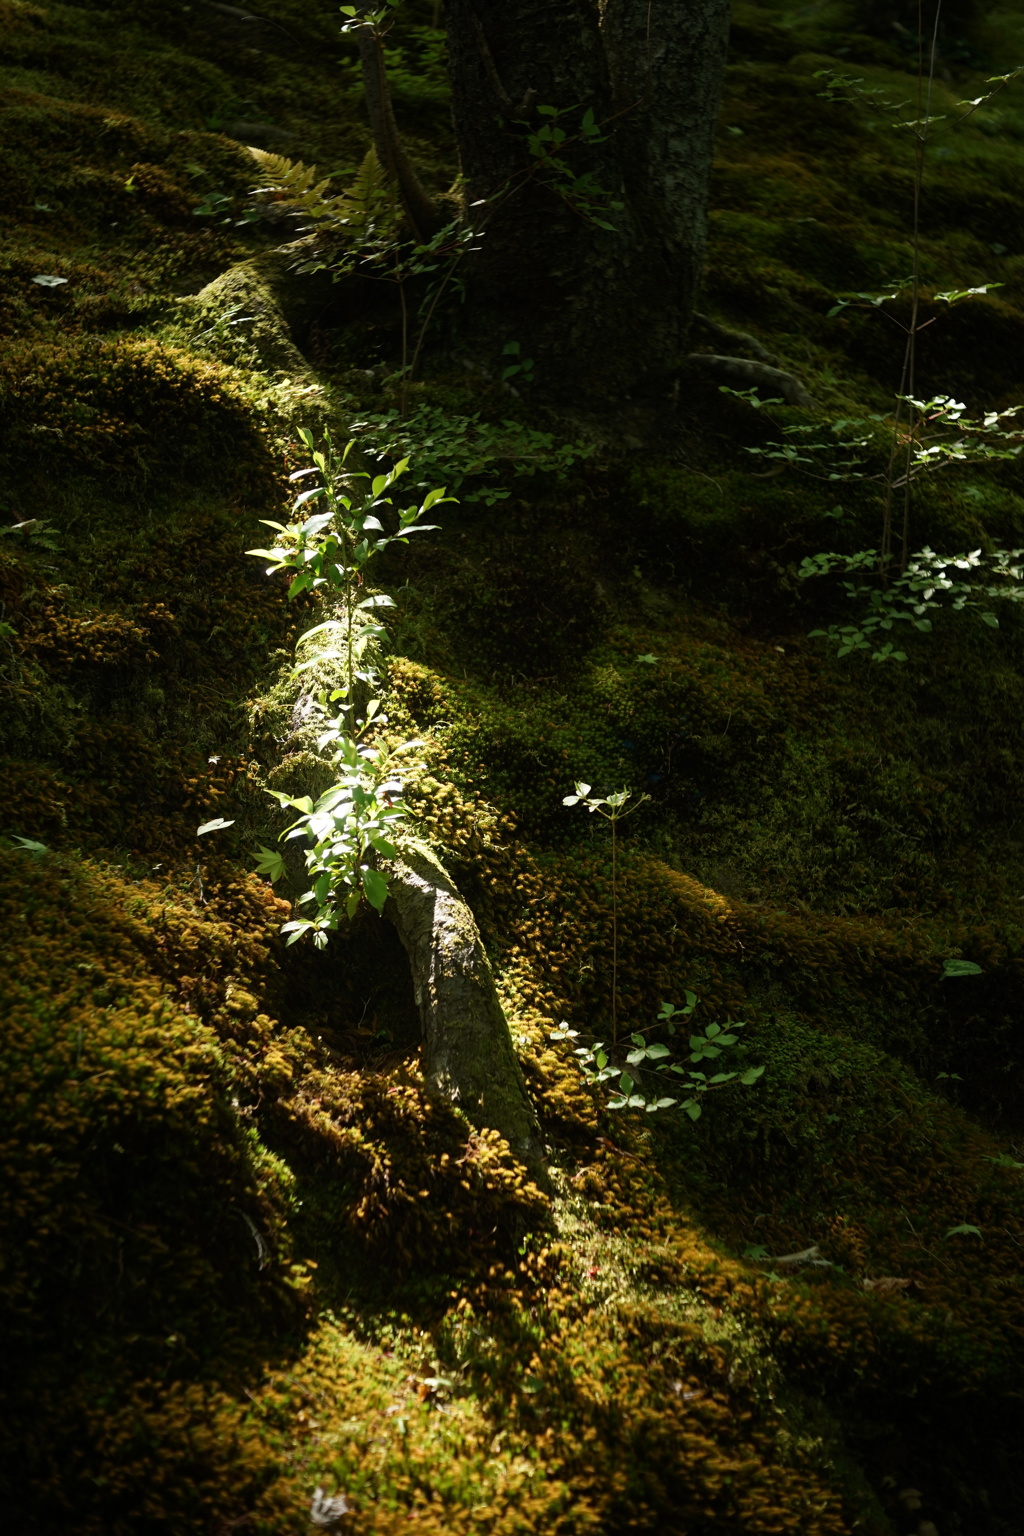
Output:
4,1,1024,1533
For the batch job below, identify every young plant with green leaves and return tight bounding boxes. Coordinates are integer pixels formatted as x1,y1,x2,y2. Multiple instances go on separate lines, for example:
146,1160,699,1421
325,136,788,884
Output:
258,734,422,946
247,426,452,944
749,49,1024,662
352,405,593,505
247,145,392,245
251,426,447,724
799,543,1024,660
550,995,764,1119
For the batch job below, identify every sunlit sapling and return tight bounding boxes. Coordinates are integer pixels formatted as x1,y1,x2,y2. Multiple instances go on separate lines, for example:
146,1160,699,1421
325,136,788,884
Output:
247,426,452,945
786,51,1024,659
551,996,765,1119
815,55,1023,571
726,377,1024,656
725,377,1024,489
563,783,650,1046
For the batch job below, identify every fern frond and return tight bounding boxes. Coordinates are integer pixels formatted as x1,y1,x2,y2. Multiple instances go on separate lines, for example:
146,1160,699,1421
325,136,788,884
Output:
247,145,396,240
341,149,389,221
246,147,334,212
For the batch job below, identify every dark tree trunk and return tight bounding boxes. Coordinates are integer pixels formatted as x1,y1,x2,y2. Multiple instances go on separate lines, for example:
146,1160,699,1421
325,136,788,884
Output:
442,0,731,398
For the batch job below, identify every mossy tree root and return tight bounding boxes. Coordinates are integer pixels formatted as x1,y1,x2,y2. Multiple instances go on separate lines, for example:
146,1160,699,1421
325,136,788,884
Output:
685,351,815,406
384,846,548,1180
690,311,778,364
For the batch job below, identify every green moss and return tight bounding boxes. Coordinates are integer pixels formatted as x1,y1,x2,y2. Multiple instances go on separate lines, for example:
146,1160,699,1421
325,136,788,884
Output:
7,0,1024,1530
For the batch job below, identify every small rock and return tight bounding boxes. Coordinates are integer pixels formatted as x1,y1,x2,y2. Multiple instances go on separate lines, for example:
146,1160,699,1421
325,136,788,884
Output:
310,1486,350,1527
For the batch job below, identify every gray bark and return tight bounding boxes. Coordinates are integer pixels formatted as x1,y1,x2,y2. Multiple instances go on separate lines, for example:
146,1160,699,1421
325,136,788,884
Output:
601,0,731,347
686,353,816,407
442,0,732,398
384,846,547,1179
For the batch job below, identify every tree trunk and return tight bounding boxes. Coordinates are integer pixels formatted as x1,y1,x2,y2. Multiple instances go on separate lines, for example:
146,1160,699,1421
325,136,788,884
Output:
384,846,548,1180
442,0,731,399
354,22,443,242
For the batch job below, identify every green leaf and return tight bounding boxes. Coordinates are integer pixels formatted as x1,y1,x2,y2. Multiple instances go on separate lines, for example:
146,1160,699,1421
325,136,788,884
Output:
281,918,312,941
618,1071,635,1094
10,835,48,858
362,865,390,912
942,958,983,978
293,487,325,510
945,1223,982,1238
367,833,398,858
740,1065,766,1084
645,1042,671,1059
197,818,235,835
254,845,287,883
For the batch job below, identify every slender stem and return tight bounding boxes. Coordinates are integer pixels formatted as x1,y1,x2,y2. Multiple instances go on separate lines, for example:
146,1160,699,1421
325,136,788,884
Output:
901,0,943,571
900,3,925,571
338,470,354,733
408,255,460,387
611,813,618,1045
398,277,409,417
346,563,354,730
882,0,942,579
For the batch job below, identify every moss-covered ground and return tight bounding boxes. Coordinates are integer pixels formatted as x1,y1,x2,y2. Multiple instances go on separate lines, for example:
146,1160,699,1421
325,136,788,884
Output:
4,0,1024,1531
